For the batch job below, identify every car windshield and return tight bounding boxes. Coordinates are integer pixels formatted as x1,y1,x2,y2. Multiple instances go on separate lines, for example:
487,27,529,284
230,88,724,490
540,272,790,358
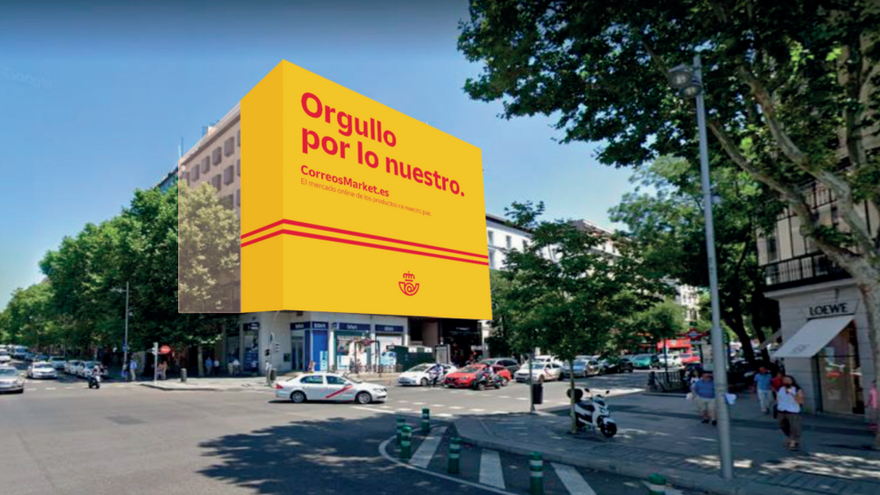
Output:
529,363,546,370
34,363,52,368
460,366,482,373
0,368,17,376
409,364,431,372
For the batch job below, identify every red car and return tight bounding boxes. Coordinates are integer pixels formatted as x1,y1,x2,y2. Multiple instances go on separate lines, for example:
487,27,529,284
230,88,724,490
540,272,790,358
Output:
443,364,512,389
680,353,701,365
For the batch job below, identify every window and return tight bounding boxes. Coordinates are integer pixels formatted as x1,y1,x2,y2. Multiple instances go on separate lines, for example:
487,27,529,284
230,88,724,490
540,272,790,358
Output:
191,164,200,181
301,375,323,384
488,250,496,269
522,239,528,250
506,235,512,249
220,195,233,209
224,137,235,157
224,165,234,185
211,175,221,191
182,172,190,186
488,230,494,245
201,156,210,173
766,236,778,262
237,159,241,177
326,375,347,385
236,188,241,206
212,147,222,165
237,129,241,147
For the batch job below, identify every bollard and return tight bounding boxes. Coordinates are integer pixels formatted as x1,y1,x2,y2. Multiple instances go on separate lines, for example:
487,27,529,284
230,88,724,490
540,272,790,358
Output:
529,452,544,495
400,426,413,461
448,437,461,474
396,416,406,446
646,474,667,495
421,408,430,435
180,368,187,383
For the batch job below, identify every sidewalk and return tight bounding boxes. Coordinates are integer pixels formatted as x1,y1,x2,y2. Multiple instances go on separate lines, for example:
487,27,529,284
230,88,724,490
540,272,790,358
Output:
455,391,880,495
140,371,402,391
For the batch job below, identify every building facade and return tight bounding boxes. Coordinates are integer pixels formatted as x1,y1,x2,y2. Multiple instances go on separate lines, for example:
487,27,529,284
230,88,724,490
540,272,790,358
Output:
758,180,879,417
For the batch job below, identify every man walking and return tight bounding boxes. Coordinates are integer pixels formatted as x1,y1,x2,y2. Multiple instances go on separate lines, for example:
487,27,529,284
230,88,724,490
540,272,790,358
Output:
129,357,138,382
753,367,774,414
205,356,213,377
692,371,716,425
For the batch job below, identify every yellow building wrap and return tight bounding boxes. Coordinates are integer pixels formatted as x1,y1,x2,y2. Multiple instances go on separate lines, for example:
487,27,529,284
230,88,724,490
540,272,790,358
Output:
240,61,491,320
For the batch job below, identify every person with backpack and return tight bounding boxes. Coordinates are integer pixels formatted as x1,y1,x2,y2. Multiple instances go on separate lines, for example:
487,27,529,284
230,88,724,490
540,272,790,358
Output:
777,375,805,451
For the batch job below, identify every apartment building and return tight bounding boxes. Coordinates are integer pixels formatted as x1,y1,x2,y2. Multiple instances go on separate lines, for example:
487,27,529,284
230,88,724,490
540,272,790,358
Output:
758,180,880,417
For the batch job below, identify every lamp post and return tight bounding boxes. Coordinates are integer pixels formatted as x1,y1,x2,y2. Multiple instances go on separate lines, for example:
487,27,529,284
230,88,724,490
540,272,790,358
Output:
112,282,130,379
668,54,734,480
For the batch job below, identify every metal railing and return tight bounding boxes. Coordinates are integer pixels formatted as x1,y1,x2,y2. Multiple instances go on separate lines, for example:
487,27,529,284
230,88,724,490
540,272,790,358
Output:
762,252,850,289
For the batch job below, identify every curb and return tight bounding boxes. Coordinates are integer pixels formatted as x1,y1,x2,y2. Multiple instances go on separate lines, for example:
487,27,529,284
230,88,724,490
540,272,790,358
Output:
454,420,807,495
139,383,255,392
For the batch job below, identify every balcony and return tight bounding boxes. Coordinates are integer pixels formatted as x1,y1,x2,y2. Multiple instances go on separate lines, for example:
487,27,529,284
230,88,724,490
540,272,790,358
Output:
762,252,851,290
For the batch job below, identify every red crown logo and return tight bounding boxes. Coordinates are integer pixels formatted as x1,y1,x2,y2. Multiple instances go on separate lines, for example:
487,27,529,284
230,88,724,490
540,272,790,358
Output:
403,272,416,281
399,272,419,296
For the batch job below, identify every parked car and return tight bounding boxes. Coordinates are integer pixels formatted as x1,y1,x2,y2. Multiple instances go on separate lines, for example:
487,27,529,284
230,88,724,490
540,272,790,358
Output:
49,356,67,371
23,352,36,362
657,354,683,368
77,361,98,378
444,364,512,388
11,346,29,360
680,353,701,365
397,363,456,386
479,358,520,374
561,359,589,378
0,366,25,394
629,354,661,369
274,372,387,404
65,360,82,375
27,362,57,379
601,356,634,374
34,354,50,362
514,361,563,383
0,351,10,365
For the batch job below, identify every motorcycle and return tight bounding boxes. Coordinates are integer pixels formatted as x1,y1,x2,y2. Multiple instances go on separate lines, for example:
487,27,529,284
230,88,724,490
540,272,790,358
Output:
472,372,507,391
88,374,101,389
567,387,617,438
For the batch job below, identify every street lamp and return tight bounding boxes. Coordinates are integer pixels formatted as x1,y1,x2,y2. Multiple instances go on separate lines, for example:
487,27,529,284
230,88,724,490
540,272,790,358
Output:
669,55,734,480
111,282,130,380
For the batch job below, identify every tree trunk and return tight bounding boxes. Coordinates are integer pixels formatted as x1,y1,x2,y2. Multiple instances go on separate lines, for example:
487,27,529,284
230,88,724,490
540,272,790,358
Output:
197,346,204,378
569,359,578,435
857,281,880,449
721,305,756,364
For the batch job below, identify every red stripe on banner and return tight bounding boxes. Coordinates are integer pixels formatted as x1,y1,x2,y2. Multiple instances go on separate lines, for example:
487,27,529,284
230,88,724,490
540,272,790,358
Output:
241,219,488,259
241,228,490,266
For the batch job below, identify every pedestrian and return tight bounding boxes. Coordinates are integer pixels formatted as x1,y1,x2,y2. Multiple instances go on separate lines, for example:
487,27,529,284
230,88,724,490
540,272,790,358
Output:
752,367,774,415
158,361,168,380
777,375,805,451
204,356,213,377
691,371,717,425
214,358,222,376
771,370,785,417
129,357,138,382
232,357,241,376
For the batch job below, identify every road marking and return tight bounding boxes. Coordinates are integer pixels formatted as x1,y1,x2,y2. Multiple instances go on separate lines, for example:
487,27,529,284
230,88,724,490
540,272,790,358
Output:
397,400,410,403
64,387,75,390
432,404,445,407
553,463,595,495
409,426,447,468
516,397,528,401
479,449,506,489
353,406,396,415
498,395,511,399
491,411,506,415
449,406,464,410
437,413,454,418
46,387,57,390
396,408,412,412
413,402,426,405
470,408,486,413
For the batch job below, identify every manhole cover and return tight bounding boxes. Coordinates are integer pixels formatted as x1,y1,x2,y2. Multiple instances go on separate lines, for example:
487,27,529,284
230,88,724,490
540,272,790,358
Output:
106,415,145,425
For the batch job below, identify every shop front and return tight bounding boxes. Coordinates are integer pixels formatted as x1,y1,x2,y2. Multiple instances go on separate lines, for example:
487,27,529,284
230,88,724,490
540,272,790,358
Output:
441,319,482,367
375,324,405,369
242,322,260,373
296,321,329,372
769,282,873,417
333,322,371,371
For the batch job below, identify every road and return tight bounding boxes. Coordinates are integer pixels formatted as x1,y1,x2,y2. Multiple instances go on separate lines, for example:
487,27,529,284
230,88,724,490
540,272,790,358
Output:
1,365,693,495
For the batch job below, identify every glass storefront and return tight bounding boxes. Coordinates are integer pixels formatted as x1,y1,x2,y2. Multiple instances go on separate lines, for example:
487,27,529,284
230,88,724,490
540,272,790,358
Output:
243,323,260,372
817,324,864,415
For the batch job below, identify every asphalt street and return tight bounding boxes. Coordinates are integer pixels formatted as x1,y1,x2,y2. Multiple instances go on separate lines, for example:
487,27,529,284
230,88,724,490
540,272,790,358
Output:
1,365,692,495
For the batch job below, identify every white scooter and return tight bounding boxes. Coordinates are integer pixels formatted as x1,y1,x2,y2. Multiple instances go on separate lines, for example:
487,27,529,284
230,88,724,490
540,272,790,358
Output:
567,387,617,438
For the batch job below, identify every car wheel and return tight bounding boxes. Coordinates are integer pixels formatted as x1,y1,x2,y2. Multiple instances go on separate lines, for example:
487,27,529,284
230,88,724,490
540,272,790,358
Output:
356,392,372,404
17,389,24,394
290,391,307,403
420,378,428,387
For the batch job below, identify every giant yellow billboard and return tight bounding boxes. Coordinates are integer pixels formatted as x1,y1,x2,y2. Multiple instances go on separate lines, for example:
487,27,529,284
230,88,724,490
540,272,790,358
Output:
240,61,491,319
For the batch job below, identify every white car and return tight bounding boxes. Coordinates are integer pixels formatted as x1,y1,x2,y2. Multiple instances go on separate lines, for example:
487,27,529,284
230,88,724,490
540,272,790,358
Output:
78,361,99,378
397,363,457,386
0,352,10,365
49,356,67,371
65,360,82,375
514,362,563,383
0,366,25,393
27,362,57,379
275,373,388,404
658,354,683,368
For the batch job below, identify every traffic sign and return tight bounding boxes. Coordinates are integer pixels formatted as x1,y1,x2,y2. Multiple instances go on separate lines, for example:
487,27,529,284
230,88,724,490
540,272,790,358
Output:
159,345,172,355
686,330,705,340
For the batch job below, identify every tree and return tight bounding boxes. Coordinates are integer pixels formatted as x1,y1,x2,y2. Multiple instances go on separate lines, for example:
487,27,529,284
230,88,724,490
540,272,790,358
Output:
459,1,880,445
4,283,57,350
632,299,686,367
611,156,782,363
499,201,668,433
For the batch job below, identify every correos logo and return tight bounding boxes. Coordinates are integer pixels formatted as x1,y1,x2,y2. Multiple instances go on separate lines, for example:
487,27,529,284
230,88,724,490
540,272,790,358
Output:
399,272,419,296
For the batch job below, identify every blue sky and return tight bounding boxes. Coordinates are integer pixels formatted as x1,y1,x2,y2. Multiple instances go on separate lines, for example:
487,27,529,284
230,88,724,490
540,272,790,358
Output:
0,1,635,308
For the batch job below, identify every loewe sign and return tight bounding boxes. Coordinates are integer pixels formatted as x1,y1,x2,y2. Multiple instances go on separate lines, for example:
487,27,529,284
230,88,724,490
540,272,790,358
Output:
808,300,857,318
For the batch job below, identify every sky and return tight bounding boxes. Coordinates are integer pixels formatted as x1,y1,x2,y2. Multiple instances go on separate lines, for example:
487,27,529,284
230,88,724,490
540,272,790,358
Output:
0,0,636,308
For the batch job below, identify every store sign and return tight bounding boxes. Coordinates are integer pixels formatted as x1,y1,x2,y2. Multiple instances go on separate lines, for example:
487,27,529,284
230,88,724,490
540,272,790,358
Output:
291,322,310,330
335,322,371,333
808,300,858,319
248,322,260,330
376,325,404,333
239,61,491,320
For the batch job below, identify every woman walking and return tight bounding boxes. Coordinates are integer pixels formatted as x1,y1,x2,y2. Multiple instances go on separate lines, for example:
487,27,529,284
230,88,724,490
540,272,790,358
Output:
777,375,805,451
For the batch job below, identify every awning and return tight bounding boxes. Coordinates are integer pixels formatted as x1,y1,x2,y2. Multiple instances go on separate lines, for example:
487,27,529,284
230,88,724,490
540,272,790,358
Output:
771,316,853,359
757,329,782,351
